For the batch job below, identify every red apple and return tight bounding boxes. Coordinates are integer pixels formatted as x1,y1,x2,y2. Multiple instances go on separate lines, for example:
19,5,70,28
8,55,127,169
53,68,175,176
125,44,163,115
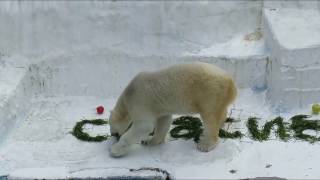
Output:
96,106,104,115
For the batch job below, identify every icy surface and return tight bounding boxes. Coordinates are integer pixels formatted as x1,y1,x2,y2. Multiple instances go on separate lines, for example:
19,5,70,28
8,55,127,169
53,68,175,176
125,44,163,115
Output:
1,90,320,179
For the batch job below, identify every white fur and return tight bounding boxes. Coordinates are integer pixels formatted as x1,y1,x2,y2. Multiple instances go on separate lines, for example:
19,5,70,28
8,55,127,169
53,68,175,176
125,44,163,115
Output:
109,62,237,157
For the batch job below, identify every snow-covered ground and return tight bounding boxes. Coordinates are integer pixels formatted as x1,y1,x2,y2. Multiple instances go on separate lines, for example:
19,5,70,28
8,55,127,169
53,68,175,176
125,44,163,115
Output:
1,1,320,179
0,89,320,179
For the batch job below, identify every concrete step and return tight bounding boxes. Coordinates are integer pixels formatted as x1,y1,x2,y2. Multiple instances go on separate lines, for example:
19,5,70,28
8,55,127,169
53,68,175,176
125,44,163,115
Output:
263,8,320,110
264,8,320,67
280,66,320,89
270,88,320,110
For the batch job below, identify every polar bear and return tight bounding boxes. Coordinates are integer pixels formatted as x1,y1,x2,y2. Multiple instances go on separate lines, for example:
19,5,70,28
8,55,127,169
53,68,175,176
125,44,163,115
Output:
109,62,237,157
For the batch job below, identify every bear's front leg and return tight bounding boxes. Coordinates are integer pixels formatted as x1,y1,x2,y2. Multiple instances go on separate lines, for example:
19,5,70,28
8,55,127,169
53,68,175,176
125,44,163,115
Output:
110,140,130,158
141,115,172,146
197,110,227,152
110,120,154,157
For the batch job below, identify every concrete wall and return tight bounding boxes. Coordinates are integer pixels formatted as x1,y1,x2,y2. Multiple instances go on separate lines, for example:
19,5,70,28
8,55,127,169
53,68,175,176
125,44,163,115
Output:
0,1,262,57
1,0,319,111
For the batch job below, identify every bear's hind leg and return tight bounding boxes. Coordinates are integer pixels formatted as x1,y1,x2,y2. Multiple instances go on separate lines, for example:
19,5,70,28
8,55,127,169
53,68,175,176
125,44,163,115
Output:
142,115,172,146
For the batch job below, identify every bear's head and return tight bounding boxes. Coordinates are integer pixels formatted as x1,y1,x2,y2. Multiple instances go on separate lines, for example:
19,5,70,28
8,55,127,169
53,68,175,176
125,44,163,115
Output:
109,110,130,139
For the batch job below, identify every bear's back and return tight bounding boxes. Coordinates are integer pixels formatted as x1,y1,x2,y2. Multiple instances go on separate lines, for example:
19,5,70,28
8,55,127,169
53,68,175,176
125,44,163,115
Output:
125,62,234,114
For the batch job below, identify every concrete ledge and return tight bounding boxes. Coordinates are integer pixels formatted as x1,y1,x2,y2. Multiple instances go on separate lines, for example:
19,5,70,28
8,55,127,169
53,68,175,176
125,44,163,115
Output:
7,167,171,180
242,177,286,180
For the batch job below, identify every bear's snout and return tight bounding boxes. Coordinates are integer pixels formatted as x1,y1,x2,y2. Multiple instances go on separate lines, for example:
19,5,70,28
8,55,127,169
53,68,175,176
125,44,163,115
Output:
111,133,120,140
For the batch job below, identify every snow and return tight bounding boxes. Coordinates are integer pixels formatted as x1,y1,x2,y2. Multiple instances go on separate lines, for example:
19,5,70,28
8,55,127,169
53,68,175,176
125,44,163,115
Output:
1,89,320,179
9,167,69,180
